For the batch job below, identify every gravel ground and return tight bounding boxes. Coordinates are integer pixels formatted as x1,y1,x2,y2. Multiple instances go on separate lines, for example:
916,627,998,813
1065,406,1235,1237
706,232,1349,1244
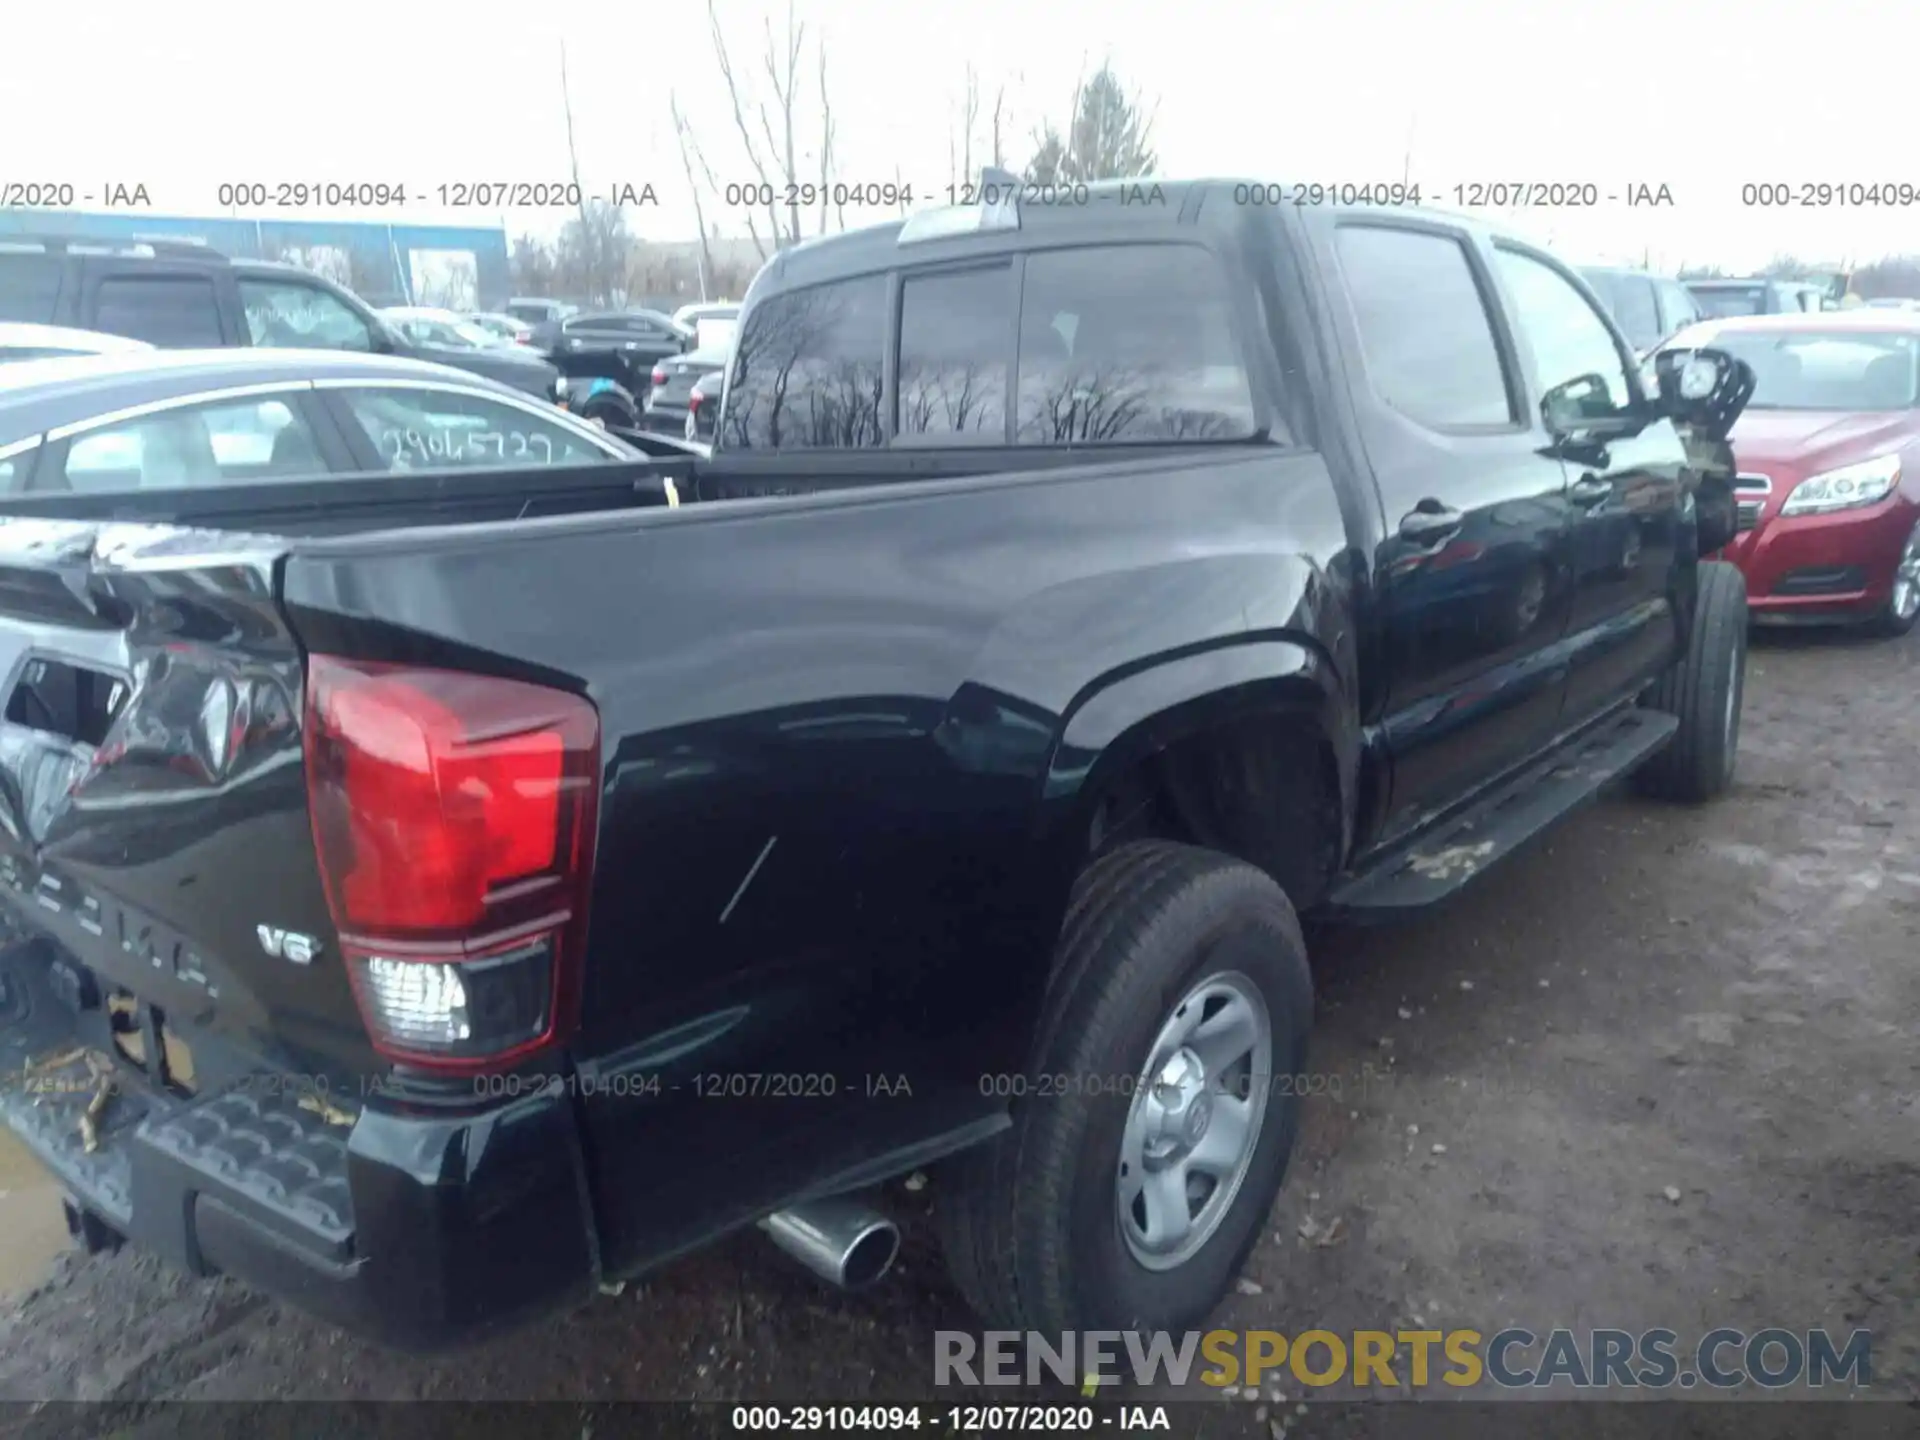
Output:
0,628,1915,1437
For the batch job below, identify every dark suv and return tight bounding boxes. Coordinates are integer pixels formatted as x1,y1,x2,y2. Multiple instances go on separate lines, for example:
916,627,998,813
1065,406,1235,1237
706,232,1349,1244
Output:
1579,266,1702,354
0,237,559,399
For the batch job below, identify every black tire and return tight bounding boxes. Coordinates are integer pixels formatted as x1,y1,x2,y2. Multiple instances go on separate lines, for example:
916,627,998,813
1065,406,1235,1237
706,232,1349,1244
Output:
937,840,1313,1336
583,401,634,430
1636,559,1747,803
1865,517,1920,638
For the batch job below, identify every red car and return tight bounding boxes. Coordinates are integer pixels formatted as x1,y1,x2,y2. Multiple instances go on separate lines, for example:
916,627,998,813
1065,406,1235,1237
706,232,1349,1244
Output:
1665,311,1920,635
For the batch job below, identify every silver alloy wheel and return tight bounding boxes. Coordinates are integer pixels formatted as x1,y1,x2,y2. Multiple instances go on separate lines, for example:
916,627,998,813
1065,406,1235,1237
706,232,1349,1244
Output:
1891,518,1920,622
1117,971,1273,1271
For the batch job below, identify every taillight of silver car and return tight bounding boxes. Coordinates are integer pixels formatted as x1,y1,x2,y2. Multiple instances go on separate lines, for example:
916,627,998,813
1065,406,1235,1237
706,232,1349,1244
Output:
303,656,600,1073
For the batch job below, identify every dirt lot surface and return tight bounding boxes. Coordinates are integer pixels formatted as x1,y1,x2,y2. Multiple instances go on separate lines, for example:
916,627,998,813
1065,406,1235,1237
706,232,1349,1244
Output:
0,630,1916,1438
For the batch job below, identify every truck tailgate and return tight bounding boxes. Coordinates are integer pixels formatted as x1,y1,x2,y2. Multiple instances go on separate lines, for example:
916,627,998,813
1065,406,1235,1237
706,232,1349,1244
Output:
0,517,374,1246
0,516,603,1347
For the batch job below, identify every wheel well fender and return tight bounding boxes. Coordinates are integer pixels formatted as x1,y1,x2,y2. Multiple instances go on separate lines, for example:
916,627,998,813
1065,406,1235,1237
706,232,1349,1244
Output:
1034,637,1358,910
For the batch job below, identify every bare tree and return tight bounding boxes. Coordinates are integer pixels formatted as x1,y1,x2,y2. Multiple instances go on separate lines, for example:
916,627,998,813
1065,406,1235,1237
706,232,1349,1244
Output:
510,234,559,297
947,64,1008,188
704,0,840,257
558,40,597,281
670,92,717,301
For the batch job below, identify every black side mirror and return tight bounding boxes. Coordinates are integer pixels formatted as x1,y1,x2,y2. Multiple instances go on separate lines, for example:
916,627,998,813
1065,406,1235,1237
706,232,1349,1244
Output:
1650,346,1754,441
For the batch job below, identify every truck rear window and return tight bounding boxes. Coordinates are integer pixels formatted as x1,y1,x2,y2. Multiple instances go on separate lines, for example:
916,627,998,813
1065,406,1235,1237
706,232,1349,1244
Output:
723,242,1261,450
723,274,889,450
1015,246,1257,444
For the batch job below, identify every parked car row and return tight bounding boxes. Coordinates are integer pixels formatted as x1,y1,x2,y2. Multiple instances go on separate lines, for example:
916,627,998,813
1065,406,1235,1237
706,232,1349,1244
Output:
1576,266,1846,357
0,237,742,437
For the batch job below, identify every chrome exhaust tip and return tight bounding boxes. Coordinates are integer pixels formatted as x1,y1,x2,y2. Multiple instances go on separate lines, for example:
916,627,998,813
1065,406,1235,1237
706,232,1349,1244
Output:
760,1196,900,1290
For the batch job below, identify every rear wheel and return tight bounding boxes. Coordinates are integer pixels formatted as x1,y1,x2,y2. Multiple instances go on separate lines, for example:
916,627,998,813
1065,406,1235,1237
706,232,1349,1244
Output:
937,841,1312,1336
1636,559,1747,803
1867,516,1920,638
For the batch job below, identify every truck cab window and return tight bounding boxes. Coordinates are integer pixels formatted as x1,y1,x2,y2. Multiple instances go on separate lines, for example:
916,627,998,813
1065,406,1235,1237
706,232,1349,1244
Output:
723,275,887,450
93,277,223,347
239,278,374,352
337,386,613,470
1494,247,1633,417
1014,245,1258,444
898,266,1014,442
1336,225,1514,428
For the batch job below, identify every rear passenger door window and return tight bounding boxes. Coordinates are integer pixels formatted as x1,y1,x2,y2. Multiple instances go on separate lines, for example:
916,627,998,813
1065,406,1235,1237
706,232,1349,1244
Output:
723,275,888,450
52,394,327,493
91,276,224,347
897,265,1014,442
1335,225,1514,429
1493,247,1634,419
1014,245,1256,443
333,385,617,470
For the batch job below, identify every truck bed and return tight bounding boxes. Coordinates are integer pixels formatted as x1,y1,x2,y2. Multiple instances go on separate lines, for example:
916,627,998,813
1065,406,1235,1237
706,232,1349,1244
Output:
0,455,690,536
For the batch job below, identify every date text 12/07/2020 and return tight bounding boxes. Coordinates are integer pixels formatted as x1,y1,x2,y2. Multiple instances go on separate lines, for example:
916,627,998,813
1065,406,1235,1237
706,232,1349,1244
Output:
456,1071,919,1102
699,179,1679,212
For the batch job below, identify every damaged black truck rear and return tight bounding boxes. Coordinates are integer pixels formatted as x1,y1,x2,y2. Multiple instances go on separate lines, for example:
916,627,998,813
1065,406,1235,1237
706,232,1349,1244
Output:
0,179,1755,1350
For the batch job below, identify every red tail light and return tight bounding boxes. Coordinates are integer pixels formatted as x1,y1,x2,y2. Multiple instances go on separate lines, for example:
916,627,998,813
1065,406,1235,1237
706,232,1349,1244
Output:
304,656,600,1072
650,365,668,388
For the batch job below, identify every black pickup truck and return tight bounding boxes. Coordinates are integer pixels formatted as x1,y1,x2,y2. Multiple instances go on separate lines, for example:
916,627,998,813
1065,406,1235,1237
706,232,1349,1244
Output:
0,178,1753,1352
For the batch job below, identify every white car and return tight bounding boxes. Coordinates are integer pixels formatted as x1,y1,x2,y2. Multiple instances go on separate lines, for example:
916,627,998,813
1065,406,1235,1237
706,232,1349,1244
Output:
378,306,510,350
0,322,154,363
672,302,739,353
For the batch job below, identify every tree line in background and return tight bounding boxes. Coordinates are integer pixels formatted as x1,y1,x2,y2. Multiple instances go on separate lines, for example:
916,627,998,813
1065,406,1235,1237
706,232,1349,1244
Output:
508,4,1159,309
507,6,1920,312
1679,254,1920,300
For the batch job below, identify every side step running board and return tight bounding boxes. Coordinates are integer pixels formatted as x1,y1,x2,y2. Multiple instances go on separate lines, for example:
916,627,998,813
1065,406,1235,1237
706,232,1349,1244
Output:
1328,707,1679,919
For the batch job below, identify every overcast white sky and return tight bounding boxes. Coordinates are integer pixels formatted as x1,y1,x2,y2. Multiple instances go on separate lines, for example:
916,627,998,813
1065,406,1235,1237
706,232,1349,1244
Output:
2,0,1911,273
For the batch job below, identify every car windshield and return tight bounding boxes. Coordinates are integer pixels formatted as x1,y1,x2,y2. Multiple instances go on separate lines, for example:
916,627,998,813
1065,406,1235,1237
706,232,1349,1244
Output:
1692,286,1768,319
693,317,737,351
1705,329,1920,411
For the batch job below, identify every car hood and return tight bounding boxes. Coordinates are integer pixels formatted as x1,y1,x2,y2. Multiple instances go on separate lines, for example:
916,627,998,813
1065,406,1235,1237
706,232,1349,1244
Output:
1729,409,1918,470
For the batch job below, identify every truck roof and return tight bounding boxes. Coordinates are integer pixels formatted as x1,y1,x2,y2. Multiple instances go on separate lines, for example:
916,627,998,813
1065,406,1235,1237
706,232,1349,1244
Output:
749,178,1526,296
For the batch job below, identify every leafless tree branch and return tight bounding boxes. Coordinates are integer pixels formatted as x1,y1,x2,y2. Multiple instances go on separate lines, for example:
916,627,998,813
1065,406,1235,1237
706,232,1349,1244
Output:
708,0,783,250
670,92,715,300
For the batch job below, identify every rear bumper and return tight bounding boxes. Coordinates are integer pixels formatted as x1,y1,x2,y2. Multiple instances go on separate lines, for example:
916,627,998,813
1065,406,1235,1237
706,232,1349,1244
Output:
0,939,599,1351
1718,495,1918,621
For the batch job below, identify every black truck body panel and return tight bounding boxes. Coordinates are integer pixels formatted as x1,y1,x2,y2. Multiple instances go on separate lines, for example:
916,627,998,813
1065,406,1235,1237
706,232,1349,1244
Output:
0,180,1743,1348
